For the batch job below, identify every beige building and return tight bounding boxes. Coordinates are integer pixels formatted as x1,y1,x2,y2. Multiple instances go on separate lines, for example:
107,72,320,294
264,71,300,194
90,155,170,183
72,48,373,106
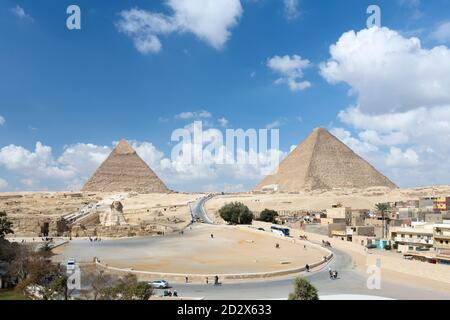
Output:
390,225,434,253
326,207,352,225
321,217,346,225
434,224,450,253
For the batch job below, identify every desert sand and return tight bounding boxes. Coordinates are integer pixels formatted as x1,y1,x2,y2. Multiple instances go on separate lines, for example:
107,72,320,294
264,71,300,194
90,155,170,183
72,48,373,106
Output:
55,224,327,274
206,186,450,221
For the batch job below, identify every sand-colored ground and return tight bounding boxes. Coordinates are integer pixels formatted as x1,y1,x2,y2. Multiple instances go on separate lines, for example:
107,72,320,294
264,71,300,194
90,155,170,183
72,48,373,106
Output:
205,186,450,220
55,224,327,274
121,193,205,227
0,191,205,235
0,192,102,219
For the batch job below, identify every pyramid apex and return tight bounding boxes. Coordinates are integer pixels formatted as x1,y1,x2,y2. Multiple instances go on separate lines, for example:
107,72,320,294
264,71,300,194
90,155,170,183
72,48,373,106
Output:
115,139,135,155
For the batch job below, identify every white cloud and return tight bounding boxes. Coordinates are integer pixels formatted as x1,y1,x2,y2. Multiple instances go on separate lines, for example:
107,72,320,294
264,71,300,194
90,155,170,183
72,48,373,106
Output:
203,183,245,193
0,178,8,190
10,5,33,21
338,106,450,142
0,142,75,180
265,118,286,129
431,21,450,44
320,27,450,114
117,0,243,54
283,0,300,20
0,131,287,192
20,179,35,187
175,110,212,120
58,143,111,178
0,116,5,126
0,142,111,190
128,141,165,168
358,130,409,146
267,55,311,91
385,147,420,167
330,127,379,156
218,117,229,128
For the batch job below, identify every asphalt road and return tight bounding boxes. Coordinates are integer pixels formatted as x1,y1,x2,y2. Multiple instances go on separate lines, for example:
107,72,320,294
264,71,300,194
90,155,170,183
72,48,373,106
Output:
191,195,214,224
167,248,450,300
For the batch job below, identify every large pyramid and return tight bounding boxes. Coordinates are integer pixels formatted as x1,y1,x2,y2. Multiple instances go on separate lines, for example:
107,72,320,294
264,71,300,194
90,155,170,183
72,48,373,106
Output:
256,128,397,192
81,139,169,194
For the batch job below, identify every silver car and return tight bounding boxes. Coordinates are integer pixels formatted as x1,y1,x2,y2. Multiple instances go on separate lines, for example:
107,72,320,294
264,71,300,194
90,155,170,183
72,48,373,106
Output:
150,280,170,289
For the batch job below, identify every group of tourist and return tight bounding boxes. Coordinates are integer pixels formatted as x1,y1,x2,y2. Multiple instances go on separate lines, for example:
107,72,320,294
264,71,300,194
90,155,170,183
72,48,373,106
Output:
163,290,178,297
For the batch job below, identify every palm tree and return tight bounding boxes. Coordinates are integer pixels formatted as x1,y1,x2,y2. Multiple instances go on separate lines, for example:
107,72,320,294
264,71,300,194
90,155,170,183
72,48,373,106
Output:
375,203,390,239
288,277,319,300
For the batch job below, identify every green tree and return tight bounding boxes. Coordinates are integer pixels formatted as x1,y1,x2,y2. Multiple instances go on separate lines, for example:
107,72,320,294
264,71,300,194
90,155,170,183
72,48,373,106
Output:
219,202,254,225
44,275,69,300
98,274,153,300
288,277,319,301
39,242,53,259
375,203,390,239
90,271,115,300
0,211,14,239
259,209,279,223
239,210,254,224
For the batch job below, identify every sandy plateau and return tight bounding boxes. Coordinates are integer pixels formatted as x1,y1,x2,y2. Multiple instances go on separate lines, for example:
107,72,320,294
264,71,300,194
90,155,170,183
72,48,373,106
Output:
54,224,326,274
205,186,450,222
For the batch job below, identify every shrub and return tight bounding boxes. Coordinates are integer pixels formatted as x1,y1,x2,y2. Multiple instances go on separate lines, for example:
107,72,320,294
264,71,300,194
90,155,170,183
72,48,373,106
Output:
288,277,319,301
219,202,254,225
258,209,279,223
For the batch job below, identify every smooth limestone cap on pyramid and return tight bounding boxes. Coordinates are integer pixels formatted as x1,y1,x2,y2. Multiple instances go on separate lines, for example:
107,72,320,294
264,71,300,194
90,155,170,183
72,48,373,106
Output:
81,139,169,194
256,128,397,192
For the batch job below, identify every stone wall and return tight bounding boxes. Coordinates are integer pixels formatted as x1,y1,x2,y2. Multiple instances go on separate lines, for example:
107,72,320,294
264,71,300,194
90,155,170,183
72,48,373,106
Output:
9,216,69,237
70,223,172,238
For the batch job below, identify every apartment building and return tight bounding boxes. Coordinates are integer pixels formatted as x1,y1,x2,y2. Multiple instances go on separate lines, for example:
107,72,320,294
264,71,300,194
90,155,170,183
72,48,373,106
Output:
433,197,450,212
434,224,450,252
390,224,434,253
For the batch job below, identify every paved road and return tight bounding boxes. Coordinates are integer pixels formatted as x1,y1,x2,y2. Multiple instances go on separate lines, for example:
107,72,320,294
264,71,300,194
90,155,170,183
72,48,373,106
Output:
190,195,214,224
167,248,450,300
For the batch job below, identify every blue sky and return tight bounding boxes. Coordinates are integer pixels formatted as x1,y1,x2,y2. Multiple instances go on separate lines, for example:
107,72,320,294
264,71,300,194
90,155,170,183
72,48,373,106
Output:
1,0,450,192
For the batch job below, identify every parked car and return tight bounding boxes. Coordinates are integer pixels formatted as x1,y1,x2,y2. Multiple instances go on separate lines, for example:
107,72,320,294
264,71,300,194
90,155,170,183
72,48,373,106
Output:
150,280,170,289
257,228,265,232
66,258,76,272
